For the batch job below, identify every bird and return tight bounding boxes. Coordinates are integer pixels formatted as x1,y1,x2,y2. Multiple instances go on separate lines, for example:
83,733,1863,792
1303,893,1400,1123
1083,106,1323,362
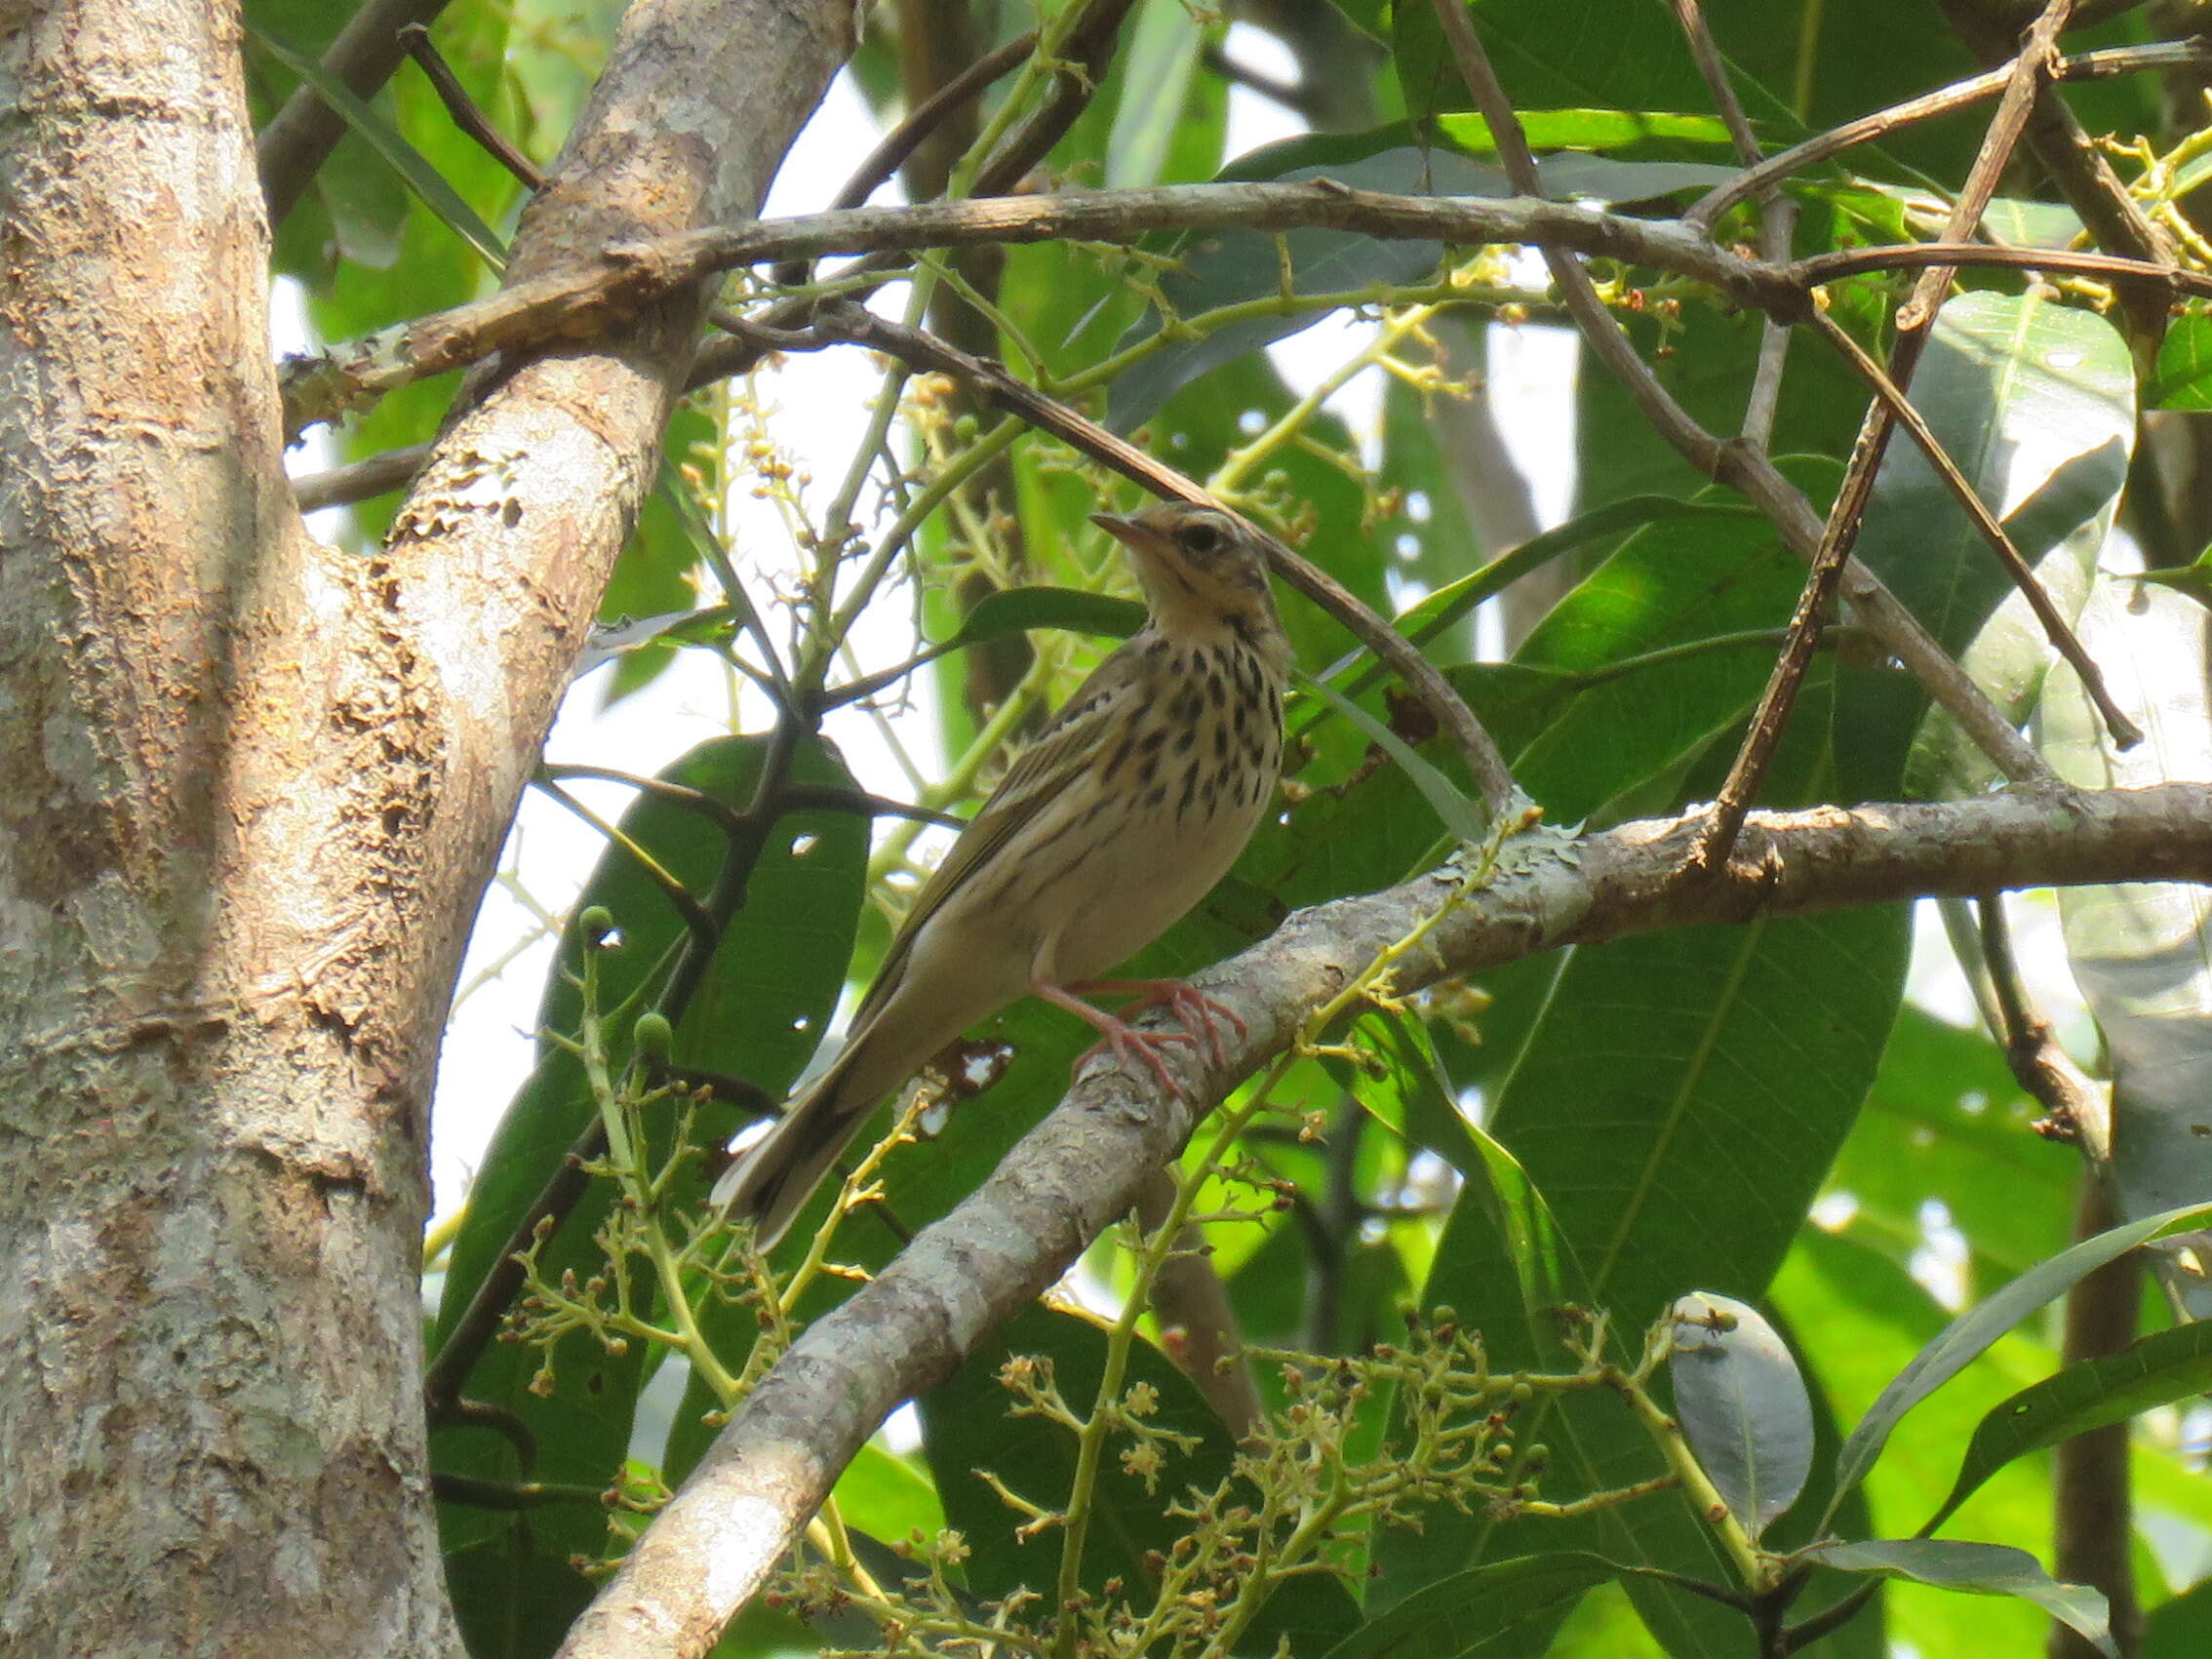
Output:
711,499,1292,1248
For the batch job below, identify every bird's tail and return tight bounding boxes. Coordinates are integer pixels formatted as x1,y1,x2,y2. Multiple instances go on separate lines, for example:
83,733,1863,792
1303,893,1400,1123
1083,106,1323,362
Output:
708,1037,884,1250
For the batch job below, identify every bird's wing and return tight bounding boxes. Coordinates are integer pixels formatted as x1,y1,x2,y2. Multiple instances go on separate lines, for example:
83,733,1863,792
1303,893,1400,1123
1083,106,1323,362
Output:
850,635,1152,1026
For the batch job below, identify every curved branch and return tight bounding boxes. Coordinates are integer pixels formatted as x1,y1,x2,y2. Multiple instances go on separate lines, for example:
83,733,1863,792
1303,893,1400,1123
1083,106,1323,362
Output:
555,778,2212,1659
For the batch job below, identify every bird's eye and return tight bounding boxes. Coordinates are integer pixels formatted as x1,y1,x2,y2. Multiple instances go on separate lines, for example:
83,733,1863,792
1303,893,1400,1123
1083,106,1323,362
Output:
1179,520,1226,556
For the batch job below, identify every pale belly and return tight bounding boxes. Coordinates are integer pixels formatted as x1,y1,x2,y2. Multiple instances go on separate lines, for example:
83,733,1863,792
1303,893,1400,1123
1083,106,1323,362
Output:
1033,783,1268,983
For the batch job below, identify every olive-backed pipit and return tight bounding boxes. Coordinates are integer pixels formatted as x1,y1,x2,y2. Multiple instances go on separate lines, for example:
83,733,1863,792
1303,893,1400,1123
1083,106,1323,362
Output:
711,501,1292,1247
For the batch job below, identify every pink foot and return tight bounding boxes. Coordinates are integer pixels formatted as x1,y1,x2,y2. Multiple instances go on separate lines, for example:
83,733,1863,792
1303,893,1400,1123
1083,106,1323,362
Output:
1072,978,1246,1069
1033,980,1201,1099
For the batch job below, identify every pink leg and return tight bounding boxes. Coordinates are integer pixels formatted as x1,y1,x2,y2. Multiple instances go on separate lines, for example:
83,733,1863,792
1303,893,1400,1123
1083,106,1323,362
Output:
1033,980,1196,1099
1068,977,1247,1069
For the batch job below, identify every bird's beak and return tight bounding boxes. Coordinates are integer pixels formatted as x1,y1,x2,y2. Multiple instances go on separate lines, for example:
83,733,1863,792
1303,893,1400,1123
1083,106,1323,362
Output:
1089,512,1138,542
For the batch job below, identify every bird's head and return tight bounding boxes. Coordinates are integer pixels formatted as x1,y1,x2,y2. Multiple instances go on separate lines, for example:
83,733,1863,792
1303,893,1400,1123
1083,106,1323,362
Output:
1091,501,1284,660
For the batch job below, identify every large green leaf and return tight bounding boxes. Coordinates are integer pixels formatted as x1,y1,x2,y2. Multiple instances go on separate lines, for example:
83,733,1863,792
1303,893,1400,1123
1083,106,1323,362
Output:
2147,314,2212,413
1850,292,2132,701
1500,490,1810,820
1394,0,1797,131
1826,1203,2212,1525
1920,1320,2212,1539
1378,906,1911,1655
1104,0,1207,189
1804,1540,2114,1657
1318,1553,1631,1659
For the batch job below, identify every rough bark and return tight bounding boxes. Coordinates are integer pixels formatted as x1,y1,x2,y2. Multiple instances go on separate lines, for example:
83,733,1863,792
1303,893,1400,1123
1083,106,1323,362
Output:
0,0,850,1654
0,3,461,1652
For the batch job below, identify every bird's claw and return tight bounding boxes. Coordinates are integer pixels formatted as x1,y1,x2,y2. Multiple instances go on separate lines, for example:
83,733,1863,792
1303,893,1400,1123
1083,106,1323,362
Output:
1109,982,1243,1069
1075,1019,1197,1101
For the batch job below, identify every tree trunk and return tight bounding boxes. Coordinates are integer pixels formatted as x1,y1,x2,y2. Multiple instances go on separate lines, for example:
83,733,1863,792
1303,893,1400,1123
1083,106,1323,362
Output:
0,1,849,1652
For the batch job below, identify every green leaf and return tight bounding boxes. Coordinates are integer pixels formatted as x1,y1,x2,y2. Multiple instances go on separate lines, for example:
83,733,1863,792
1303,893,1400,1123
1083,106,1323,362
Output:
2145,1577,2212,1659
1858,292,2134,664
1435,109,1735,153
1378,906,1911,1656
1498,467,1827,822
953,585,1148,647
1920,1320,2212,1539
1803,1539,2115,1658
1105,0,1206,188
1394,0,1802,133
2146,313,2212,412
833,1442,947,1546
1295,670,1487,843
1318,1553,1631,1659
246,22,508,271
1376,496,1758,667
1668,1292,1814,1541
1825,1201,2212,1525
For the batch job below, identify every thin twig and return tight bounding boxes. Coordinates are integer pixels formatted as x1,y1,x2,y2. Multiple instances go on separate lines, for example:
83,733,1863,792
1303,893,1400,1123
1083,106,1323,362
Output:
1685,38,2212,229
1796,238,2212,299
1135,1170,1264,1441
815,299,1527,823
1978,892,2109,1157
1668,0,1795,451
1806,306,2141,746
400,21,545,191
1697,0,2079,872
292,441,432,513
1937,0,2177,330
771,31,1038,287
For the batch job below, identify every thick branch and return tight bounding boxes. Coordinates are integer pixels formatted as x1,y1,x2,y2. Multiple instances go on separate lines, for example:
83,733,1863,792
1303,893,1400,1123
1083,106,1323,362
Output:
559,780,2212,1658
